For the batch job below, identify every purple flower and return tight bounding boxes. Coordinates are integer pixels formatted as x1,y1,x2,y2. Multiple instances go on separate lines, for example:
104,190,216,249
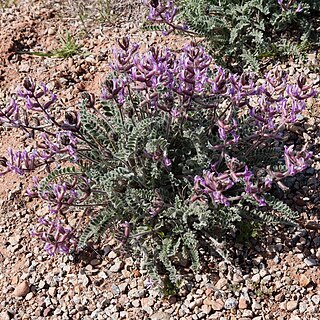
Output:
284,145,312,176
162,155,172,168
194,170,234,206
53,183,67,203
0,148,40,176
120,221,131,242
31,217,77,256
295,3,303,13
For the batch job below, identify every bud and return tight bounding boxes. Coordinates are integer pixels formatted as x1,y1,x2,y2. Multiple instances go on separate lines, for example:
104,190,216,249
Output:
0,157,7,167
150,0,159,8
297,75,306,89
81,92,95,109
23,78,35,92
118,37,130,51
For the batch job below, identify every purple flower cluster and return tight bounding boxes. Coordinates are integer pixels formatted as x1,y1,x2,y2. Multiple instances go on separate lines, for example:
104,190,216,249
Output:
0,79,79,176
194,143,312,207
27,176,91,214
146,0,185,35
0,148,38,176
1,36,317,258
109,39,215,115
278,0,303,13
26,174,91,254
31,217,77,256
194,161,267,206
37,132,78,161
109,38,315,131
0,79,89,254
144,148,172,168
106,38,316,208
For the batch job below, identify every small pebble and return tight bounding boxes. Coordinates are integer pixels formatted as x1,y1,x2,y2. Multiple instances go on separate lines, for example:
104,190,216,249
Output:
13,281,30,297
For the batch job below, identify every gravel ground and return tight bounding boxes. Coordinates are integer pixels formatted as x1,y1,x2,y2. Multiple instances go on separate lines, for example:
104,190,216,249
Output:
0,1,320,319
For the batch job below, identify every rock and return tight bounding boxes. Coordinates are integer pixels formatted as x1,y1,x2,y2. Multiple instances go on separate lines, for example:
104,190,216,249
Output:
13,281,30,297
286,300,298,311
215,278,228,289
109,259,123,273
108,251,117,259
251,274,261,283
211,299,224,311
111,284,120,296
25,292,33,301
299,302,307,313
242,310,253,317
11,276,19,285
79,275,90,286
275,244,284,252
201,304,212,314
118,282,128,293
259,268,268,278
125,257,134,266
275,293,285,302
48,287,57,297
0,311,12,320
261,275,271,285
141,297,153,307
304,257,318,267
43,308,53,317
195,274,202,283
203,298,213,305
150,311,170,320
224,297,237,309
118,295,129,306
233,273,244,283
194,298,203,307
311,295,320,305
103,245,112,256
252,300,262,310
205,287,213,296
38,280,46,289
48,27,56,35
128,288,146,299
239,295,248,309
98,271,108,279
188,300,197,310
131,299,140,307
299,274,310,287
90,259,101,266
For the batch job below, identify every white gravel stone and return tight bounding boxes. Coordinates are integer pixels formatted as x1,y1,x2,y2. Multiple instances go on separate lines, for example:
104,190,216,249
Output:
150,311,170,320
224,297,237,309
0,311,11,320
251,274,261,283
252,300,262,310
311,295,320,305
25,292,33,301
286,300,298,311
304,257,318,267
109,259,123,273
242,310,254,317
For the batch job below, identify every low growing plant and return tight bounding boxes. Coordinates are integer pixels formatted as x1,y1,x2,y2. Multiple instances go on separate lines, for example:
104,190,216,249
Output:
0,37,316,286
145,0,320,70
0,0,16,10
18,31,81,59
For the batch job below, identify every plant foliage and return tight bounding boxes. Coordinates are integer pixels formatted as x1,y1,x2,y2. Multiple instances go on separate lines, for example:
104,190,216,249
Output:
146,0,320,70
0,38,316,286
